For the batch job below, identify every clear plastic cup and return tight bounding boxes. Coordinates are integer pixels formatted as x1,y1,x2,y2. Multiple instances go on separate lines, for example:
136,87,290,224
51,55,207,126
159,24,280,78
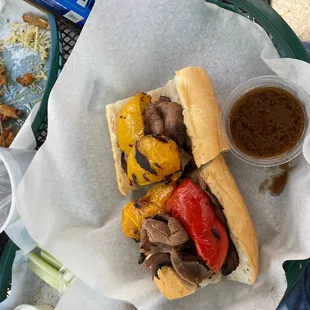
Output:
221,76,310,167
14,305,54,310
0,148,36,232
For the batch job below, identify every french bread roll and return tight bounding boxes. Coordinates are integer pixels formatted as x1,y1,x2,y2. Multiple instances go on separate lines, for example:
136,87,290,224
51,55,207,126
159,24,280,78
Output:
154,266,222,300
106,67,229,195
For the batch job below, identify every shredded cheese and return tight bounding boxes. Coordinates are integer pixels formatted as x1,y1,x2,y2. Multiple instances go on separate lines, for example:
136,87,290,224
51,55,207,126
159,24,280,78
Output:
5,22,51,62
32,69,48,82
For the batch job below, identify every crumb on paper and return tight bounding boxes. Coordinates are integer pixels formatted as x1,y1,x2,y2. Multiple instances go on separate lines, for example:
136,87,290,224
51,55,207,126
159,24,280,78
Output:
5,22,51,62
16,72,33,86
23,13,49,30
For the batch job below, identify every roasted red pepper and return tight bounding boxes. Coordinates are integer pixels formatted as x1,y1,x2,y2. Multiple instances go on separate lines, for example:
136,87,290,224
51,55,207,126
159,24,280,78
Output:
166,179,228,272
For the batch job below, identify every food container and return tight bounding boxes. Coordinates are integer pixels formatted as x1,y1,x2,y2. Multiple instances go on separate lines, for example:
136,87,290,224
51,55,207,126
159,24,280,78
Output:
221,75,310,167
0,148,36,233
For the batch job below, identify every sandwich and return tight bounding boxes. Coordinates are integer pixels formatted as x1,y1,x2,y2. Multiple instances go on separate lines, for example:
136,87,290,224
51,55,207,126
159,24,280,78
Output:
106,67,258,299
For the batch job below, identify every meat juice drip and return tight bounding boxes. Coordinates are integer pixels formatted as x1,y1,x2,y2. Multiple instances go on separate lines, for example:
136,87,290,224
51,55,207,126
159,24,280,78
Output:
259,161,294,196
229,87,305,158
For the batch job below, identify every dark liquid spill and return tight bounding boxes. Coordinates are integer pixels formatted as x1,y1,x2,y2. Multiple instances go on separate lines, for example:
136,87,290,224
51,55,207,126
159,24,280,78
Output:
259,162,294,196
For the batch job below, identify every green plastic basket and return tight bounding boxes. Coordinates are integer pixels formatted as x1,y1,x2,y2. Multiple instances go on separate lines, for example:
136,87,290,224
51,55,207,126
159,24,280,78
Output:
207,0,310,61
0,240,18,301
0,0,309,305
31,14,64,148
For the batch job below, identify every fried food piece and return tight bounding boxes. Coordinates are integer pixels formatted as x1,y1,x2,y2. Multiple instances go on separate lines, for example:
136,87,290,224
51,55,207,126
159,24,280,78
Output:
22,13,49,29
4,128,16,147
0,65,6,86
0,104,21,120
16,73,33,86
122,183,176,240
0,127,16,147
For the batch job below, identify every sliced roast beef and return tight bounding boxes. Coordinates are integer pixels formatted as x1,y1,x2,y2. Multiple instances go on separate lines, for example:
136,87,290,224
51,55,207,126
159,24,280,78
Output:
145,252,172,279
140,214,213,284
157,101,186,147
182,157,198,176
154,96,171,104
221,241,239,276
180,148,192,171
143,96,170,136
140,214,188,249
144,96,187,147
144,102,165,136
171,245,213,287
189,169,207,192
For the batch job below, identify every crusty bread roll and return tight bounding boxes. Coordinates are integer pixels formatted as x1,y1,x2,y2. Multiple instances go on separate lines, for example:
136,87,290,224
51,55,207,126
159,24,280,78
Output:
200,155,259,285
154,267,197,300
154,266,222,300
154,154,259,299
174,67,229,167
106,67,229,195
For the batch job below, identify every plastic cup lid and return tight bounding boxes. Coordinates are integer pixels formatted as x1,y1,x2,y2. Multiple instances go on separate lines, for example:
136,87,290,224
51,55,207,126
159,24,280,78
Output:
14,305,54,310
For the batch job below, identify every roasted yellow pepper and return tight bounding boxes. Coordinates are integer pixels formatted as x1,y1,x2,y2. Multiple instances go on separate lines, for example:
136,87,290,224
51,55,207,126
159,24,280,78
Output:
127,135,181,186
122,183,176,240
117,93,151,155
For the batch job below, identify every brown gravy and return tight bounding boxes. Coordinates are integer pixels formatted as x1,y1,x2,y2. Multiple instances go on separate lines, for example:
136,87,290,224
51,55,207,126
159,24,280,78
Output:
259,162,294,196
229,87,305,158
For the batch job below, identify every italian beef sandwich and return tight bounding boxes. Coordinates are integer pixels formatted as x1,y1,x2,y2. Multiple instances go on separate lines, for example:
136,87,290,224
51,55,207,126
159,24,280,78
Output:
106,67,258,299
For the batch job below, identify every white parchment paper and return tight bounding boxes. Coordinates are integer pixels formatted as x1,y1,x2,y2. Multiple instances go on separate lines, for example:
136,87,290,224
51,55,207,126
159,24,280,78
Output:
15,0,310,309
55,278,135,310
